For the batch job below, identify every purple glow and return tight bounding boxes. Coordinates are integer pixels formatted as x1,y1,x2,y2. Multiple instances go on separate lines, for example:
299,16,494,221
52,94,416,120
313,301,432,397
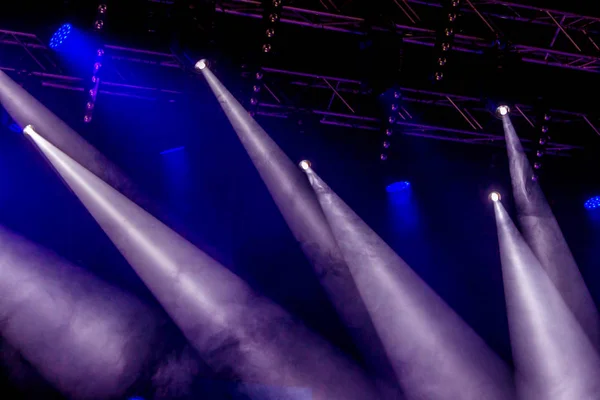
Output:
0,225,161,399
502,115,600,349
494,201,600,399
200,67,400,397
305,169,515,400
25,126,380,400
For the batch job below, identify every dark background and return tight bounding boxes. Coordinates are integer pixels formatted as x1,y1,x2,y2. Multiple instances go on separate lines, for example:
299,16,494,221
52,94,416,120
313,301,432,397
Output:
1,0,600,398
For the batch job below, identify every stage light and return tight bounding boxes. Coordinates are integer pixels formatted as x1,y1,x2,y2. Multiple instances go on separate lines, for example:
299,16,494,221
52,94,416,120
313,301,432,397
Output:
94,20,104,30
441,43,451,51
536,150,544,157
435,72,443,81
385,128,393,136
49,23,73,49
391,104,398,111
534,162,542,169
388,116,396,124
262,43,272,53
266,28,275,37
585,196,600,210
256,72,263,80
194,59,207,70
445,27,454,36
438,57,447,66
539,137,547,145
22,124,35,136
269,13,279,22
496,105,510,116
299,160,311,170
541,126,549,133
96,48,104,57
386,181,410,193
490,191,501,202
98,4,107,13
448,13,457,21
393,91,401,99
380,154,388,161
383,141,390,149
160,146,185,155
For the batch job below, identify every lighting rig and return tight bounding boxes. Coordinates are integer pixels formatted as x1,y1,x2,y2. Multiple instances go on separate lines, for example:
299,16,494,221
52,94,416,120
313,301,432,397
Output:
433,0,461,82
247,0,283,116
84,3,108,124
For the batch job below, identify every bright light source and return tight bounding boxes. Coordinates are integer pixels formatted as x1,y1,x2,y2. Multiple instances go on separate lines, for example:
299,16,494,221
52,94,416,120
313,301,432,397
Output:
386,181,410,193
490,192,501,202
584,196,600,210
195,59,207,71
299,160,311,170
23,124,35,136
49,23,72,49
496,105,510,117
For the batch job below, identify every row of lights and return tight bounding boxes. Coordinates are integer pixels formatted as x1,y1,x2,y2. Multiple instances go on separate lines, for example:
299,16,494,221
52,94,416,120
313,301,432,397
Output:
433,0,461,82
248,0,283,115
84,3,108,123
380,91,402,161
532,110,551,181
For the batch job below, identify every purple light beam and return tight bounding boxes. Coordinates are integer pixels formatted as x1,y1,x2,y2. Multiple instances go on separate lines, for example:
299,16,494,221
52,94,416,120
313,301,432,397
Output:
501,114,600,348
0,225,161,399
199,67,400,397
304,168,515,400
493,200,600,399
24,125,381,400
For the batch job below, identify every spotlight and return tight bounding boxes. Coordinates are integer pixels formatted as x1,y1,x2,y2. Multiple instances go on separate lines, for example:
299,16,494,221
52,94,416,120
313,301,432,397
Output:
536,150,544,157
380,154,388,161
94,20,104,30
383,141,391,149
386,181,410,193
441,43,451,51
98,4,107,13
541,126,549,133
96,48,104,57
250,98,258,105
273,0,282,6
388,116,396,124
435,72,444,81
391,104,399,111
539,137,547,145
262,43,272,53
445,28,454,36
49,23,72,49
438,57,447,66
86,101,94,110
266,28,275,37
195,59,207,71
253,85,261,93
269,13,279,23
393,91,401,99
299,160,311,170
448,13,457,21
256,72,264,80
496,105,510,117
22,124,35,136
385,128,393,136
584,196,600,210
489,191,501,202
534,162,542,170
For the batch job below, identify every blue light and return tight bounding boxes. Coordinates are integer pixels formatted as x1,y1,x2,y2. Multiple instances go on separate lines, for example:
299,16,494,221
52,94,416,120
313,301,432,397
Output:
128,397,145,400
585,196,600,210
386,181,410,193
8,123,21,133
160,146,185,155
49,24,73,49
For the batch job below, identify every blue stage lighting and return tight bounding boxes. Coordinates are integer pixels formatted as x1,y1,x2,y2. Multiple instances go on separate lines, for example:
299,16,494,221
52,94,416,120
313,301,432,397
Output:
160,146,185,155
584,196,600,210
386,181,410,193
49,24,73,49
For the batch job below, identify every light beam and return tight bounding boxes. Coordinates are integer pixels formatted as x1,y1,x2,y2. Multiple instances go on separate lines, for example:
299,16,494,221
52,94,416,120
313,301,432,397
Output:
0,225,161,399
493,200,600,399
304,168,515,400
501,114,600,348
24,126,380,400
199,67,399,397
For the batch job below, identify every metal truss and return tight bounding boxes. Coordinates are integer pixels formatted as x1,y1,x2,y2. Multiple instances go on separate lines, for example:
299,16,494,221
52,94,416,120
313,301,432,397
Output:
0,29,185,101
216,0,600,74
254,66,597,153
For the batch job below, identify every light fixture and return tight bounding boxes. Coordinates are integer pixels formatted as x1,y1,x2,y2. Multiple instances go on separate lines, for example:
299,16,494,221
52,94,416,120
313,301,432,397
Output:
98,4,107,13
49,23,72,49
584,196,600,210
383,141,390,149
299,160,311,170
385,128,393,136
94,20,104,30
435,72,443,81
195,59,207,70
496,105,510,117
380,154,388,161
386,181,410,193
489,192,501,202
